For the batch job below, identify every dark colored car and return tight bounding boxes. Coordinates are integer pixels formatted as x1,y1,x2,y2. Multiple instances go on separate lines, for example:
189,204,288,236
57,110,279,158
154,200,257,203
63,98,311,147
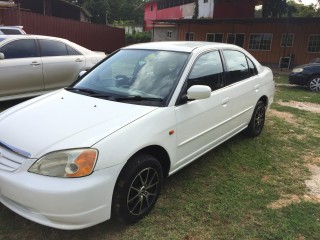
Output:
289,61,320,92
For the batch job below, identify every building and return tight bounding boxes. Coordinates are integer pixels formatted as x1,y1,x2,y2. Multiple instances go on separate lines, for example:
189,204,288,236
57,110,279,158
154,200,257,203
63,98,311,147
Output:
144,0,320,67
14,0,91,22
144,0,256,30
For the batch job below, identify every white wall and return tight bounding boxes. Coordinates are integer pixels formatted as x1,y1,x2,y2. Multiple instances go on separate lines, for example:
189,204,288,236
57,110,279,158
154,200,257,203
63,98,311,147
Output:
198,0,214,18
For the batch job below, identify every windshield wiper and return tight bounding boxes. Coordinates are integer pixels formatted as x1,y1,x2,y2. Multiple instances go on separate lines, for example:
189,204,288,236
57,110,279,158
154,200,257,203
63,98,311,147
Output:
65,87,116,100
115,95,163,102
65,87,98,95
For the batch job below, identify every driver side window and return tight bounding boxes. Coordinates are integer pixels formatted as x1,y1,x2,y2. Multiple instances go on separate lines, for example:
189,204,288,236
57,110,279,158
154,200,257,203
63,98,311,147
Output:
188,51,224,91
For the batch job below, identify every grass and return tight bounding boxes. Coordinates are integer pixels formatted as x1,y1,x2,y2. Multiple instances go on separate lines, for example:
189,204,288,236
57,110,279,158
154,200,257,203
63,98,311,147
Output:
0,73,320,239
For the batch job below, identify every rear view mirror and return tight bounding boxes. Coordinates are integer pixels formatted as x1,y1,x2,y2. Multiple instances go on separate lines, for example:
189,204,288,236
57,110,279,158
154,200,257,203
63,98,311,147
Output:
0,52,4,60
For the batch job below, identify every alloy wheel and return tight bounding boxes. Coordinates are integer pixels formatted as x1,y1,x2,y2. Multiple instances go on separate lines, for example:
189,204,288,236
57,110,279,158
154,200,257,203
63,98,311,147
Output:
127,167,160,216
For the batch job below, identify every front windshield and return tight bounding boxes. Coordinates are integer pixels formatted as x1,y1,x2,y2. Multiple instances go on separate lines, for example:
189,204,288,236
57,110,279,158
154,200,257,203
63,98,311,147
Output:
73,49,189,106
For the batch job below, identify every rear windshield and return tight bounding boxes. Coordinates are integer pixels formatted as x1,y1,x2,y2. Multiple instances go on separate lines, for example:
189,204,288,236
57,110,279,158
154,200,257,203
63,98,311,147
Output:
0,29,23,35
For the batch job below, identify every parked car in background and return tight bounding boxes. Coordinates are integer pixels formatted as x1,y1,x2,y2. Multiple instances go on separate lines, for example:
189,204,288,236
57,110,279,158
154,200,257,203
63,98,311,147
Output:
0,26,26,35
0,35,106,101
0,41,274,229
289,61,320,92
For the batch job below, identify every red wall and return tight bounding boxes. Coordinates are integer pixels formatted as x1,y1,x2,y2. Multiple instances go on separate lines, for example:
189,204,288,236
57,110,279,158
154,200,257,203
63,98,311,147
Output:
0,9,125,53
214,1,255,18
144,2,158,30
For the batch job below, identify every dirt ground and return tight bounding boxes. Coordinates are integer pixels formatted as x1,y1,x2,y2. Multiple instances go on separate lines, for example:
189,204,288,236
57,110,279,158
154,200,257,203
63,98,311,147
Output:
267,101,320,209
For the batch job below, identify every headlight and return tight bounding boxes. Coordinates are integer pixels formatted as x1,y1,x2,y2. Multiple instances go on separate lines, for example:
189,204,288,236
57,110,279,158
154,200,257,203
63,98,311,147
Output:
292,68,303,73
29,149,98,178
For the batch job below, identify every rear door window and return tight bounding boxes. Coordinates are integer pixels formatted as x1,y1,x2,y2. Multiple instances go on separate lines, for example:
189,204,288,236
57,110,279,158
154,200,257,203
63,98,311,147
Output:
39,39,68,57
223,50,250,85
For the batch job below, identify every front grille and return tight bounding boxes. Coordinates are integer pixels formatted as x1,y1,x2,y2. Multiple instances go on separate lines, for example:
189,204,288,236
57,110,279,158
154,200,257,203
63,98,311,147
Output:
0,146,25,171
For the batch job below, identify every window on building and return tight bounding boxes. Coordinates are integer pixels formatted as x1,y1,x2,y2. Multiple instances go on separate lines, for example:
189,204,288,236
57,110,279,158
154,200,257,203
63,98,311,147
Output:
167,31,172,38
249,33,272,51
204,0,208,3
281,33,294,47
186,32,194,41
150,5,153,11
227,33,245,47
307,35,320,53
206,33,223,43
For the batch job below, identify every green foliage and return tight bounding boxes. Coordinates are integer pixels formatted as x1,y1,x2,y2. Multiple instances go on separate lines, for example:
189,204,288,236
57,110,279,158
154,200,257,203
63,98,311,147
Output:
125,31,151,45
193,1,199,19
261,0,320,17
64,0,145,25
287,0,320,17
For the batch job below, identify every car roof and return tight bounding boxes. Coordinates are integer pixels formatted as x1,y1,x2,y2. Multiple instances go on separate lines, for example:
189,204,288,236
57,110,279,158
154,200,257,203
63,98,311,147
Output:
124,41,241,53
0,34,68,41
0,34,94,54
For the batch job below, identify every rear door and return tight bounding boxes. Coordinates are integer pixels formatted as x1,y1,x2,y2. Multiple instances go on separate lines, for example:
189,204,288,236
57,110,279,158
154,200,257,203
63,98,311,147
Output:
39,39,85,90
222,50,260,133
0,39,44,97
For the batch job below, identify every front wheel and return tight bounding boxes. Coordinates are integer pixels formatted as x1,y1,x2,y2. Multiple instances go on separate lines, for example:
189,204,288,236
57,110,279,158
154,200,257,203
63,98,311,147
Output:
308,75,320,92
112,153,163,223
246,101,266,137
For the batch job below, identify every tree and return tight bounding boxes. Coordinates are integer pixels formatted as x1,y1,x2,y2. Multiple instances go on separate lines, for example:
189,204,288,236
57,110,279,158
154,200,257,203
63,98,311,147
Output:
262,0,288,18
65,0,145,25
287,0,320,17
261,0,320,18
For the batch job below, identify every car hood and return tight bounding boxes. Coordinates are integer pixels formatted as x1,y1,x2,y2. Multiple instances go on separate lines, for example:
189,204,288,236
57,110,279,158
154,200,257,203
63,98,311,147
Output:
0,90,158,158
296,63,320,69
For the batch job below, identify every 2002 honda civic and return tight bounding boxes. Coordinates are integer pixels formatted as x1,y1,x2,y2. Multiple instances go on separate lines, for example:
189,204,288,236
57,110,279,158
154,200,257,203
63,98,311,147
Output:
0,41,274,230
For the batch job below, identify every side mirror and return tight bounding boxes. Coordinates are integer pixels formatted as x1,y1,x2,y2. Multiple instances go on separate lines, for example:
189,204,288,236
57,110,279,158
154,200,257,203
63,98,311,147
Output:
187,85,211,100
77,70,87,80
0,52,4,60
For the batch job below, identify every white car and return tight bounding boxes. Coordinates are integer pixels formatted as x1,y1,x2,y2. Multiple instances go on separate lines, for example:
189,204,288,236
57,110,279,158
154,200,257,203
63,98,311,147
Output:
0,26,26,35
0,41,274,229
0,35,105,101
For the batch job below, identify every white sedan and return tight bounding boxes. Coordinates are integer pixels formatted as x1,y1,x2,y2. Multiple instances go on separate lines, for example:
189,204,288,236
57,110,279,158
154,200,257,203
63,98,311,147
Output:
0,35,105,101
0,41,274,229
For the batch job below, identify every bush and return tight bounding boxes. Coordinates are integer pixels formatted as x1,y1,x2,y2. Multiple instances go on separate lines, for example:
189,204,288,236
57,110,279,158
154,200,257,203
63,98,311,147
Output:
125,31,151,45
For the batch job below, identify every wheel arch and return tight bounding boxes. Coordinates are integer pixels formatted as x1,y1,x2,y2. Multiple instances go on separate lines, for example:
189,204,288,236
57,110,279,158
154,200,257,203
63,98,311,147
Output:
258,95,268,107
127,145,171,178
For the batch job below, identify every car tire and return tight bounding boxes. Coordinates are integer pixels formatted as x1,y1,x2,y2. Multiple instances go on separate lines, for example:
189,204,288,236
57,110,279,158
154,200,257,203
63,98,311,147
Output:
112,153,163,223
246,101,266,137
308,75,320,92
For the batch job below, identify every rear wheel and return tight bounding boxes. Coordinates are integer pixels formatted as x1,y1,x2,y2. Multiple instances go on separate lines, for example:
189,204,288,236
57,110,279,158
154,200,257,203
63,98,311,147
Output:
246,101,266,137
112,153,163,223
308,75,320,92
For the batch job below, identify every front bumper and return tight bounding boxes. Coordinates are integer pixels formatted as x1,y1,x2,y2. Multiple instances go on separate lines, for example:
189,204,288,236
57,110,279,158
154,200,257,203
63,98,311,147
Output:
288,73,308,86
0,163,125,230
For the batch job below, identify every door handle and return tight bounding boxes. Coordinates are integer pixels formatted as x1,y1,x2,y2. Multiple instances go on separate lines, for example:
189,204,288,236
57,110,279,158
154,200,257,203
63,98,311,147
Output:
75,58,83,62
221,97,230,106
30,61,41,66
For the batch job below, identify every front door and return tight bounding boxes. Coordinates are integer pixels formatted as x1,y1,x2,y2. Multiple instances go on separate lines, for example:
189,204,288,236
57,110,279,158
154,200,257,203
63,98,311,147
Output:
0,39,44,97
173,50,232,171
